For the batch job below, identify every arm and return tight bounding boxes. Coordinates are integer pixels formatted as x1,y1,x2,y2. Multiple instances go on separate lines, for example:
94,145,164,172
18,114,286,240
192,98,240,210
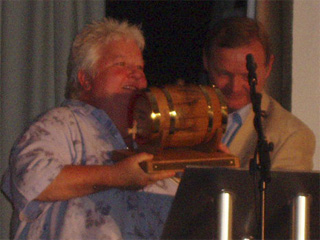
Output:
36,152,176,201
270,127,315,171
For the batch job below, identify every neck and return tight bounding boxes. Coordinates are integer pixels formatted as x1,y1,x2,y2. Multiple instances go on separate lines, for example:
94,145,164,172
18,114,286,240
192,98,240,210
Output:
107,109,134,149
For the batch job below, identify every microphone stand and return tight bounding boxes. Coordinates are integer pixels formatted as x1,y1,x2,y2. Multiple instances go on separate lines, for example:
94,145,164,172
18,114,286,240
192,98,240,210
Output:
246,54,273,240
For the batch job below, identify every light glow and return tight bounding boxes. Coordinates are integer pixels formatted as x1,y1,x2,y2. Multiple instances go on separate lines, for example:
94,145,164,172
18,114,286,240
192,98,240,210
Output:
218,191,232,240
151,112,161,119
293,195,310,240
169,111,177,117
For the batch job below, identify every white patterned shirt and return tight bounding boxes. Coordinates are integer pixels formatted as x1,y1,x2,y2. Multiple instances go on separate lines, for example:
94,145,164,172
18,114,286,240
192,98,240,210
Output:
2,100,177,240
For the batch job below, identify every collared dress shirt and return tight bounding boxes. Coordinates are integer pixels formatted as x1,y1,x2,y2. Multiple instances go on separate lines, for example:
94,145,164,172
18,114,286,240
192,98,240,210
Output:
222,104,252,147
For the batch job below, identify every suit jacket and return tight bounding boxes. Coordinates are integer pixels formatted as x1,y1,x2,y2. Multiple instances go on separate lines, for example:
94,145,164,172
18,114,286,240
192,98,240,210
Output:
229,93,315,171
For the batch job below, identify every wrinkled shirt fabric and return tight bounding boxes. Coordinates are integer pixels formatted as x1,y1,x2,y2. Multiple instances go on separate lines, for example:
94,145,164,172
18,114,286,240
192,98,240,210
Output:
2,100,178,240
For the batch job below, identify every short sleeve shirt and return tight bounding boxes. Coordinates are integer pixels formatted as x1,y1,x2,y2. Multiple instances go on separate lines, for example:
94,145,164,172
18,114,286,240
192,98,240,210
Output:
1,100,178,240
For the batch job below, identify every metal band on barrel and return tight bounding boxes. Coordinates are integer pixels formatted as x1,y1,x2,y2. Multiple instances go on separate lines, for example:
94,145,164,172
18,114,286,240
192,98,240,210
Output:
199,85,214,136
213,86,228,133
161,87,176,134
145,89,161,134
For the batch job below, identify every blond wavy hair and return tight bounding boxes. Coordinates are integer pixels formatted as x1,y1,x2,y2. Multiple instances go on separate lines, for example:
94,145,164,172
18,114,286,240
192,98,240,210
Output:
65,18,145,99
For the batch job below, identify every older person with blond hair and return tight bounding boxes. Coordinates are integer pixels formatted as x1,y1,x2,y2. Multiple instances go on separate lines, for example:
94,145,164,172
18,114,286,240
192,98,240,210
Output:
2,18,176,240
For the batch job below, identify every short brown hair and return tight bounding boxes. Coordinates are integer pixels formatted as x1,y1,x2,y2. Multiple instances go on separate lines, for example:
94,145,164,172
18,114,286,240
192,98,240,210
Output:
203,17,272,65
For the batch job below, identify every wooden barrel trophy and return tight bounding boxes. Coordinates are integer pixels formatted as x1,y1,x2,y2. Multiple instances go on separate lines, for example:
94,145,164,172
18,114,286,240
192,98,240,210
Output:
115,84,239,173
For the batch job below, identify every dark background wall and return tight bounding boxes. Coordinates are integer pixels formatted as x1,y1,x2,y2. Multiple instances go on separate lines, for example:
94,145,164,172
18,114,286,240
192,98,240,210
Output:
105,1,247,86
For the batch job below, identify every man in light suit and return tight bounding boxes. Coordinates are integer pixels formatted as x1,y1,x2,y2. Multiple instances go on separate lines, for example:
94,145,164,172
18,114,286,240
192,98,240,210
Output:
203,17,315,171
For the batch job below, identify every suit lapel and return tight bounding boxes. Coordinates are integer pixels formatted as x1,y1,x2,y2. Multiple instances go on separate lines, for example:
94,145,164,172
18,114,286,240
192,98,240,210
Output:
229,92,271,168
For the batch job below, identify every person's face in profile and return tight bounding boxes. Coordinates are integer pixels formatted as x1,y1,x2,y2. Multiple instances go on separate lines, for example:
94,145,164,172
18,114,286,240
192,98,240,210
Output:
204,40,274,112
80,38,147,116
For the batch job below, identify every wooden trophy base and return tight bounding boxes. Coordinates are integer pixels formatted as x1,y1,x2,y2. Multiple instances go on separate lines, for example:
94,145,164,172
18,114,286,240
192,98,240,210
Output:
112,148,239,173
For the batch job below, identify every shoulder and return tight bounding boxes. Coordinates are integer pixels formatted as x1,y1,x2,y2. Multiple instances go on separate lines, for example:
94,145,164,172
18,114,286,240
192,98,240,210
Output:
16,102,89,145
29,106,77,131
263,94,314,138
11,107,75,148
30,100,94,129
262,94,315,170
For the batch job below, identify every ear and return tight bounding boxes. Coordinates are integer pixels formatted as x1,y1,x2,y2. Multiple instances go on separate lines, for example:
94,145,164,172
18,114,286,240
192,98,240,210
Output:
78,70,92,91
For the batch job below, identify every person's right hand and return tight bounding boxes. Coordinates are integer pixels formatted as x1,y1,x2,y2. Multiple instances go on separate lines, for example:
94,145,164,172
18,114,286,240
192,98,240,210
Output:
110,152,176,190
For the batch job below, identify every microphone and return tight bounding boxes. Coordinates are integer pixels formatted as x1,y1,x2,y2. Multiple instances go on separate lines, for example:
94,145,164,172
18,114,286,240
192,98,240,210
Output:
246,54,257,85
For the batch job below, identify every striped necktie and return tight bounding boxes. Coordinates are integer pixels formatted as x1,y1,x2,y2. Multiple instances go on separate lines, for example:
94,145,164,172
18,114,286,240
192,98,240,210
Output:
222,112,242,147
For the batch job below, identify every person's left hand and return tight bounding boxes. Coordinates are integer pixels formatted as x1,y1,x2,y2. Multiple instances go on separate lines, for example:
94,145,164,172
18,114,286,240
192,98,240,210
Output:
217,143,231,154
